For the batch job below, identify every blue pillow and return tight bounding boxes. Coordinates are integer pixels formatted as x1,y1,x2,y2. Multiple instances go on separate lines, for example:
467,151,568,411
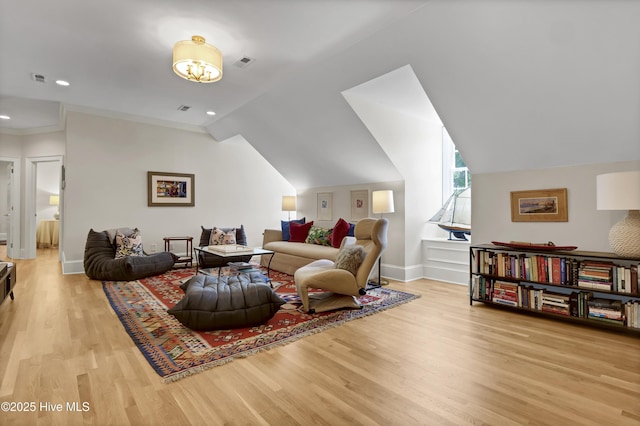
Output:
347,222,356,237
281,218,305,241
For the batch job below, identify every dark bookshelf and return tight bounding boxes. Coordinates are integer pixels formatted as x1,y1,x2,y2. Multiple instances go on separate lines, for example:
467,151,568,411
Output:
470,244,640,333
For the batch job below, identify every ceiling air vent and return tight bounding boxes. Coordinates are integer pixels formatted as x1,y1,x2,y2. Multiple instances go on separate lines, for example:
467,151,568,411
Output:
233,56,255,69
31,73,46,83
177,105,191,112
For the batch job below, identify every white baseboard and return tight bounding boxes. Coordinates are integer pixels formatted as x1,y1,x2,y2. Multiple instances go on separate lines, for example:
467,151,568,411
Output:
62,252,85,275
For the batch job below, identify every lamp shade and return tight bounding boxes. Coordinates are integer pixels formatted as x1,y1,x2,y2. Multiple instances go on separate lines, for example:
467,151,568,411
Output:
597,171,640,210
372,190,394,214
596,170,640,258
173,35,223,83
49,195,60,206
282,196,297,212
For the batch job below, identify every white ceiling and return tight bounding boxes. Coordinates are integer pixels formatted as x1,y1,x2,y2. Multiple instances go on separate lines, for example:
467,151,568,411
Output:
0,0,428,131
2,0,640,189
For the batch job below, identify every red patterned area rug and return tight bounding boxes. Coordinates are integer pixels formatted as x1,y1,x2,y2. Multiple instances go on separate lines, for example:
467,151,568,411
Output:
102,269,419,383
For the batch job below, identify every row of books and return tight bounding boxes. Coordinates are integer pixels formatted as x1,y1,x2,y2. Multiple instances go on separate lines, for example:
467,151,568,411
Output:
473,278,640,328
475,250,639,295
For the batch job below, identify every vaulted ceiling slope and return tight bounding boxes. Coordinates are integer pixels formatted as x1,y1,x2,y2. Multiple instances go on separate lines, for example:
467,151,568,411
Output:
2,1,639,190
209,0,640,187
0,0,427,130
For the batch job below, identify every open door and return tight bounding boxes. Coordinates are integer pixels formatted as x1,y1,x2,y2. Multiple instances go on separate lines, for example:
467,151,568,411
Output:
3,160,20,259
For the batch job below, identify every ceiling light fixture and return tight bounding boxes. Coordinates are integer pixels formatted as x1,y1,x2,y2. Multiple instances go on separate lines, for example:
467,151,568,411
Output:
55,80,70,86
206,111,216,116
172,35,222,83
0,115,10,120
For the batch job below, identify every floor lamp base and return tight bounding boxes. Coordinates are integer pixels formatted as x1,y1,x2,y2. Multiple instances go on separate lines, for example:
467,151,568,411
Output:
366,258,388,289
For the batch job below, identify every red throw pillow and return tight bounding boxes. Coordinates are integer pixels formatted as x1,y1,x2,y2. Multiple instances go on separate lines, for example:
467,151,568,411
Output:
289,221,314,242
330,218,350,248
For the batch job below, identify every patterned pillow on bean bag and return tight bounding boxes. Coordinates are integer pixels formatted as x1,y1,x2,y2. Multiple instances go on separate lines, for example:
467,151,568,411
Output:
210,227,237,245
114,228,144,258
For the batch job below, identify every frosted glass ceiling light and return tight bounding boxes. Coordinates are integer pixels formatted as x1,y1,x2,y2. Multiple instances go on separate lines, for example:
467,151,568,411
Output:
173,35,223,83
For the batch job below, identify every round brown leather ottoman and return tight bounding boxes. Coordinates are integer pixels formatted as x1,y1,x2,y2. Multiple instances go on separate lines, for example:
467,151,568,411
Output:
167,273,285,330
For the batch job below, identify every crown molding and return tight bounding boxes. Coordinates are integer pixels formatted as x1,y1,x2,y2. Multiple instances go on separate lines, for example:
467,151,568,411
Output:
61,104,209,134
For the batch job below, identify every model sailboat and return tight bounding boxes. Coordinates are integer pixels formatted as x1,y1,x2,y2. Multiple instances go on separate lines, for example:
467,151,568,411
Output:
429,187,471,240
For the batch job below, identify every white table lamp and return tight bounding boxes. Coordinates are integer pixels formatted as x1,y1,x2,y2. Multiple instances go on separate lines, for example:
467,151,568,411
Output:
372,190,394,217
282,196,297,221
596,170,640,258
371,190,394,287
49,195,60,220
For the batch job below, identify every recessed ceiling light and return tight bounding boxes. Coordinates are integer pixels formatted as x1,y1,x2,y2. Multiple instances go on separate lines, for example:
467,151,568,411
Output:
0,115,10,120
55,80,70,86
206,111,216,116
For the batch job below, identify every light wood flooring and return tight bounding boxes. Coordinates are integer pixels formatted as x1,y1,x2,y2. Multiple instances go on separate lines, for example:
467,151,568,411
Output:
0,246,639,425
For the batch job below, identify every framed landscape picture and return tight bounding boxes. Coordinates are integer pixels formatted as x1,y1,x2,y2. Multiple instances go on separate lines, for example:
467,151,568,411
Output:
350,190,369,221
148,171,195,207
510,188,567,222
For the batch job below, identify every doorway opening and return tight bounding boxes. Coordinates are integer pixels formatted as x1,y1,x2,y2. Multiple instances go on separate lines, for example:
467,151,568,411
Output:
25,156,63,259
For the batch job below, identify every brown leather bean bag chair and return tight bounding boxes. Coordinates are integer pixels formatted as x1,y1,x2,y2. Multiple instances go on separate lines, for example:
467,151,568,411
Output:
83,228,176,281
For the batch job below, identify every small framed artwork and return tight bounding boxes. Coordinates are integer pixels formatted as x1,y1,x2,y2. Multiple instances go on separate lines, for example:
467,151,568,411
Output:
350,190,369,221
510,188,567,222
148,171,195,207
317,192,333,221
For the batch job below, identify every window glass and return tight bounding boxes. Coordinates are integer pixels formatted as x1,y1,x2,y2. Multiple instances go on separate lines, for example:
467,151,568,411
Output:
442,127,471,199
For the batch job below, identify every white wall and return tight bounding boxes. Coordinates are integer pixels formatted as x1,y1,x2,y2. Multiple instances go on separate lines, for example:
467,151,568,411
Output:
342,65,445,281
62,112,294,273
472,160,640,252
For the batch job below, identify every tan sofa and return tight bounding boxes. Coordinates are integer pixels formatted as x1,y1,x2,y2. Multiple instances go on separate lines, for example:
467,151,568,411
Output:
260,229,345,275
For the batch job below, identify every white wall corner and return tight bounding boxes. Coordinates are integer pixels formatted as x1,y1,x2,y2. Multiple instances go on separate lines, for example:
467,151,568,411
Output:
382,263,423,283
62,252,84,275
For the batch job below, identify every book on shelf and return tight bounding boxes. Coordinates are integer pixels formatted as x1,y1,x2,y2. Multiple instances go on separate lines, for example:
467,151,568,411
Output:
491,281,518,306
577,280,612,291
624,301,640,328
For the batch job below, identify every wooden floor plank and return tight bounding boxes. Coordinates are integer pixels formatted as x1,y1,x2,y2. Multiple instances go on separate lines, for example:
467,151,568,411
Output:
0,246,638,425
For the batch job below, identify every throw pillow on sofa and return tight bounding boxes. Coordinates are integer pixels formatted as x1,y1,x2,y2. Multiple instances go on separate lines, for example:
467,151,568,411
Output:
329,218,350,248
281,217,305,241
114,228,144,258
289,221,314,242
210,227,237,245
305,226,332,246
334,244,366,276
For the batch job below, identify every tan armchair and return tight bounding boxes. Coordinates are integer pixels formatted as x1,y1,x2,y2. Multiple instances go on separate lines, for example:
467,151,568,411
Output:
294,218,388,313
